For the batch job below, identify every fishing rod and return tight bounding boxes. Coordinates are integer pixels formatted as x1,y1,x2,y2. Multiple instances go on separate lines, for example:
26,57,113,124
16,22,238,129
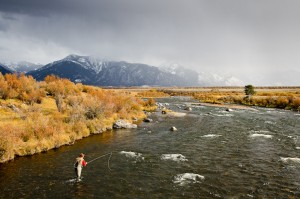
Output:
87,152,113,171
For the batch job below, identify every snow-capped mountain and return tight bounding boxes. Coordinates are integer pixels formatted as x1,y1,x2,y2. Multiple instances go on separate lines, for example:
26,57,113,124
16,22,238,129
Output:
3,61,43,73
27,54,199,87
159,63,199,85
198,72,244,86
160,63,244,86
43,54,108,74
9,54,246,86
0,63,12,75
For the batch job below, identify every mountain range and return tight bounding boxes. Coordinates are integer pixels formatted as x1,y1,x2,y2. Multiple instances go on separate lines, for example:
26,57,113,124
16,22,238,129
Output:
0,63,12,75
26,55,200,86
1,55,244,86
2,61,43,73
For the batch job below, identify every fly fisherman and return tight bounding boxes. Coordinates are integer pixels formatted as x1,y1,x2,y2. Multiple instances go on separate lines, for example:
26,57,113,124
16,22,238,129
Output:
74,153,87,181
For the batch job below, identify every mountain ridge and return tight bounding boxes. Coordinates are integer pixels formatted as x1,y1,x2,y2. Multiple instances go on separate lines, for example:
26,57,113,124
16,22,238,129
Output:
3,55,245,86
2,61,43,73
27,54,199,87
0,63,12,75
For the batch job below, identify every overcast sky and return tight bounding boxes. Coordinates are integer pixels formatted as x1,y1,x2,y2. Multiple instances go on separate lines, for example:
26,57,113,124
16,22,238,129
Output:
0,0,299,85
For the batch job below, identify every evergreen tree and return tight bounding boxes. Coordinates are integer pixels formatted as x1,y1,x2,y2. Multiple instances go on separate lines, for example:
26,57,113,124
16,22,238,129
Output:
244,85,255,96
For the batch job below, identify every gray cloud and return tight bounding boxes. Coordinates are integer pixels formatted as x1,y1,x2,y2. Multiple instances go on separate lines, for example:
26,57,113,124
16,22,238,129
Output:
0,0,300,85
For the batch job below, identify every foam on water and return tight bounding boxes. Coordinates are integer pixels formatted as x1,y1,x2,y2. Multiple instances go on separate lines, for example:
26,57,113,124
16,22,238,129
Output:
267,110,285,114
202,134,222,138
212,113,234,117
160,154,188,162
296,147,300,150
173,173,205,186
250,134,273,139
264,121,276,124
167,112,187,117
65,178,81,184
251,130,270,133
280,157,300,164
119,151,144,160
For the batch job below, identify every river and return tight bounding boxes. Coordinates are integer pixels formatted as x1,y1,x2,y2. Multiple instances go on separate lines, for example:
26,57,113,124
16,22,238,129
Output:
0,97,300,198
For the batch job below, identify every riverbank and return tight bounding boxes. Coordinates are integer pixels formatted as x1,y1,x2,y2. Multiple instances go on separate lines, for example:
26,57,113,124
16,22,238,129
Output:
192,102,257,110
0,74,154,163
122,87,300,111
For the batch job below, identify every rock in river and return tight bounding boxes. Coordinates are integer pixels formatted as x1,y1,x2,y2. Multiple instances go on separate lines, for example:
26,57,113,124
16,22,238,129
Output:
226,108,233,112
170,126,178,131
184,107,192,111
143,118,153,122
113,120,137,129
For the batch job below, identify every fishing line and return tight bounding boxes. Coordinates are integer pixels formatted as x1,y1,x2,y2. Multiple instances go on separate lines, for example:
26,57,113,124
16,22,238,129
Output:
87,152,113,171
107,152,112,171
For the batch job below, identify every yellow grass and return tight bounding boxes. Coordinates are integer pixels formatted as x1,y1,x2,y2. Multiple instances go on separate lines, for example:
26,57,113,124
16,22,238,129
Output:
108,87,300,111
0,75,154,163
40,97,58,115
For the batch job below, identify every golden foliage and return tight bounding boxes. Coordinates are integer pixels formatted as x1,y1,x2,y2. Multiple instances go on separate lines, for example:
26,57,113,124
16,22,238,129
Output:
136,89,169,98
192,90,300,110
0,75,151,163
0,73,44,104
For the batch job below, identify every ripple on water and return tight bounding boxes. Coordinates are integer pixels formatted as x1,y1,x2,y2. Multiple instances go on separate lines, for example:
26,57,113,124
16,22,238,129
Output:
212,113,234,117
280,157,300,164
160,154,188,162
202,134,222,138
264,121,276,125
249,134,273,139
66,178,77,183
119,151,144,161
173,173,205,186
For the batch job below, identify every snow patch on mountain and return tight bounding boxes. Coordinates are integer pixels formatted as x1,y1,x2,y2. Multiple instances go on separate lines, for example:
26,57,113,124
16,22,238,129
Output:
198,72,244,86
63,54,109,74
160,63,244,86
43,54,109,74
1,61,42,73
159,63,200,86
159,63,187,76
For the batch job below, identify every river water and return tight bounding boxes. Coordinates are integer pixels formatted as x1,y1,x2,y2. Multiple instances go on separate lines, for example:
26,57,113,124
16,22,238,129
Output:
0,97,300,198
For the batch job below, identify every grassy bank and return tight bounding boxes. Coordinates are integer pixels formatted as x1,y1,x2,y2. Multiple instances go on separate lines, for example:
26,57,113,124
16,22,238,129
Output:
0,74,153,163
109,87,300,111
160,87,300,111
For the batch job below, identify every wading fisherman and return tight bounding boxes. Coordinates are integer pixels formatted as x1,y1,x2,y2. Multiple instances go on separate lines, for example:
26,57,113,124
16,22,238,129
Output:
74,153,87,181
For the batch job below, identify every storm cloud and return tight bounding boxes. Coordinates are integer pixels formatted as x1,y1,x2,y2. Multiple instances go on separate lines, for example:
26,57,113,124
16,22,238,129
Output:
0,0,300,85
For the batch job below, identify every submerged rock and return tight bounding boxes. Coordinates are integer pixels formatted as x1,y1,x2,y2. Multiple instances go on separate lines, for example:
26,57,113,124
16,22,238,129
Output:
184,107,192,111
113,120,137,129
167,112,187,117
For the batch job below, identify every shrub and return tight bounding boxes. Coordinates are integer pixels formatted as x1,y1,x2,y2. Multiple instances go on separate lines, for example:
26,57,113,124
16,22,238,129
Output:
143,98,156,107
291,98,300,110
276,97,289,109
244,85,255,96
